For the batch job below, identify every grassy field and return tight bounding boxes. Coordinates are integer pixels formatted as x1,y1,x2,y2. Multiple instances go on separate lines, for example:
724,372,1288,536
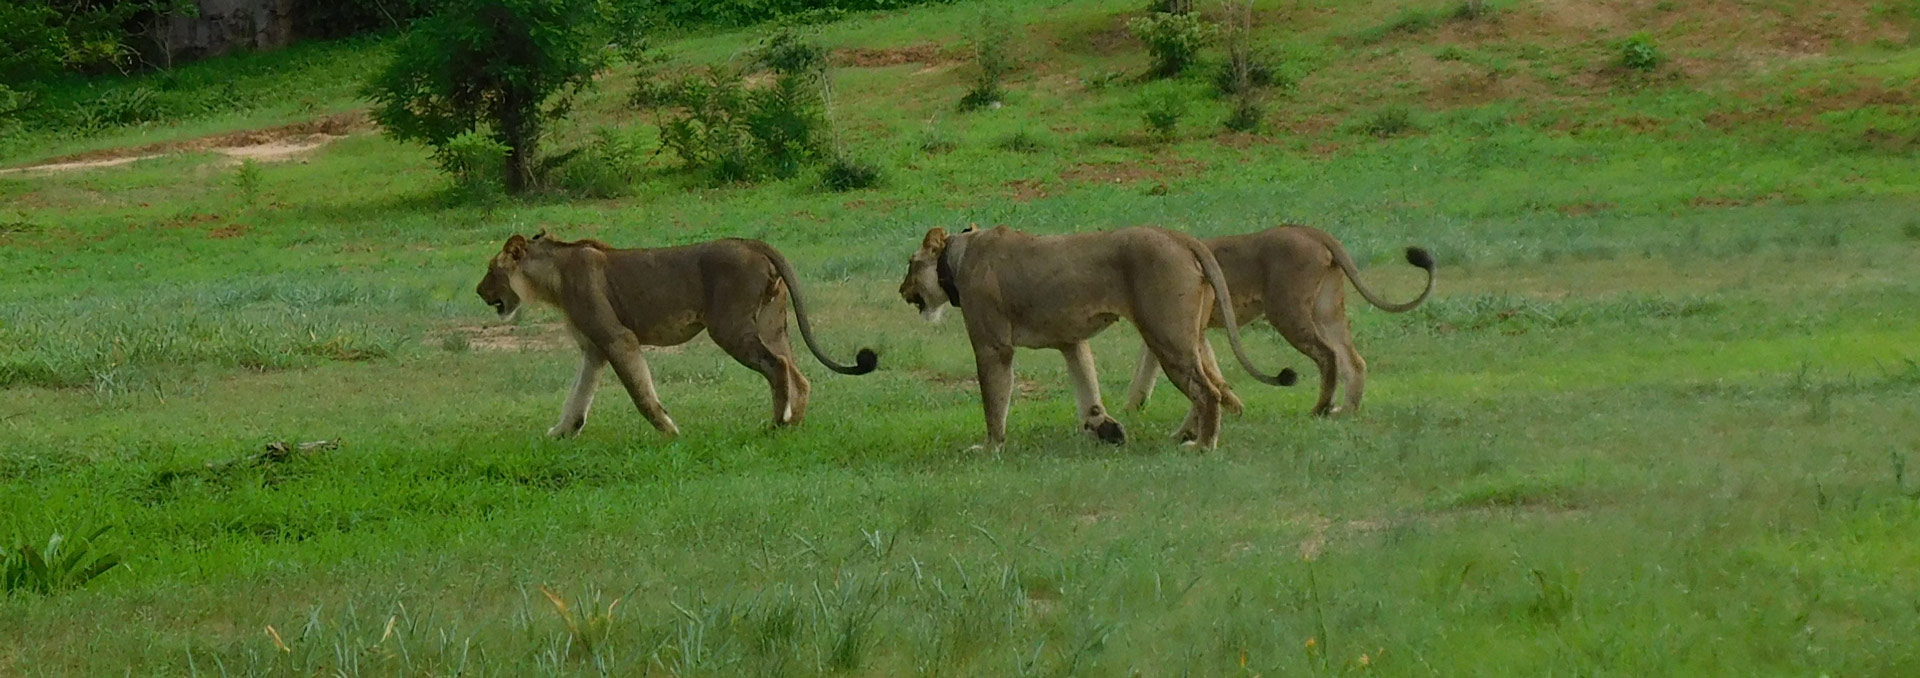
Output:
4,0,1920,674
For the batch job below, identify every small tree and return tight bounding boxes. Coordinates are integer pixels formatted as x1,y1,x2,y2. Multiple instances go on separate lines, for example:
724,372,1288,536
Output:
365,0,603,194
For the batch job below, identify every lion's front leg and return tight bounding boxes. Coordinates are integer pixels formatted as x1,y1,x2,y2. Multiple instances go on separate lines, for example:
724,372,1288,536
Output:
549,347,606,438
1063,341,1125,444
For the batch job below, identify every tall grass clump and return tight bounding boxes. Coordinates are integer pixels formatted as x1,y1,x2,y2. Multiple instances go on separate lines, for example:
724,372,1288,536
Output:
3,527,123,596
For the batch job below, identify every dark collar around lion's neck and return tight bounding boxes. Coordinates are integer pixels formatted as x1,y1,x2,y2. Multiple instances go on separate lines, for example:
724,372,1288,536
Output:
935,239,962,308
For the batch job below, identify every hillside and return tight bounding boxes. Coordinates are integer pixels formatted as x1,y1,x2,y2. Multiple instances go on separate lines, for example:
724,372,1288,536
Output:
2,0,1918,675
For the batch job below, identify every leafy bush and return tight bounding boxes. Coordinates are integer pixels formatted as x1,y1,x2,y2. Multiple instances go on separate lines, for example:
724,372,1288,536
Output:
1128,12,1215,78
756,28,830,80
435,130,510,197
959,11,1017,111
609,13,675,111
822,154,883,191
1620,33,1664,71
1141,88,1189,141
364,0,605,194
1358,105,1418,138
657,69,829,183
654,29,839,184
554,127,646,198
3,527,123,596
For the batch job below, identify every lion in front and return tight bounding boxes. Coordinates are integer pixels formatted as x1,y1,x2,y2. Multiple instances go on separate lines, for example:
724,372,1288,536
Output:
898,225,1296,449
476,232,877,437
1125,225,1435,417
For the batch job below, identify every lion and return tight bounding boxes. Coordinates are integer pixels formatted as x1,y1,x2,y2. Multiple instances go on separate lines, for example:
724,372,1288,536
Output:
475,231,877,437
898,225,1298,449
1123,225,1434,417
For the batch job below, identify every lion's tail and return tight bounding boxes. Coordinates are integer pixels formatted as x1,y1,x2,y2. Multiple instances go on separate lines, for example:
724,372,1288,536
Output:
1186,237,1297,387
747,241,879,376
1298,227,1435,313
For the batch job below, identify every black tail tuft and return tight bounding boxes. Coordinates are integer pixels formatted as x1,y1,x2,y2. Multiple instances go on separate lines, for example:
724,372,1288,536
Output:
848,348,880,375
1278,368,1299,386
1405,247,1435,271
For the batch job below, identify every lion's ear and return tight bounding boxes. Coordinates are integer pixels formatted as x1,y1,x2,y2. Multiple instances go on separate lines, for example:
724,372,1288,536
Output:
921,227,948,249
961,223,977,233
504,234,529,260
532,228,548,241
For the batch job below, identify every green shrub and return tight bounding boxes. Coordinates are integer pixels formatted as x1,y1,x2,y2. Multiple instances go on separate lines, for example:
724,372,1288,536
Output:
554,127,645,198
434,130,510,197
1358,105,1418,138
233,159,264,206
996,129,1048,153
1225,98,1263,133
822,154,883,191
756,28,830,81
1141,88,1189,141
959,11,1017,111
1128,12,1215,78
657,51,832,185
3,527,123,596
1620,33,1664,71
364,0,604,194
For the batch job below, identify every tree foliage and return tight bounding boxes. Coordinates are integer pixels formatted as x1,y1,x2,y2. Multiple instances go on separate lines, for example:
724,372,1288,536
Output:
364,0,604,193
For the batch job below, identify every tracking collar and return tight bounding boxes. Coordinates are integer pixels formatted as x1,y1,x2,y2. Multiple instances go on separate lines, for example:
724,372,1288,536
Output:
935,242,962,308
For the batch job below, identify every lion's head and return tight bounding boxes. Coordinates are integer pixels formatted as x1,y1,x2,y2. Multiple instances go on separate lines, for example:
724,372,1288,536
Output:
898,227,957,321
476,234,532,321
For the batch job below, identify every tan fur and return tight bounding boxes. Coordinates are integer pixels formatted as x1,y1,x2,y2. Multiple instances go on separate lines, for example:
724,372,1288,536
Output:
898,225,1295,449
476,232,876,437
1124,225,1435,417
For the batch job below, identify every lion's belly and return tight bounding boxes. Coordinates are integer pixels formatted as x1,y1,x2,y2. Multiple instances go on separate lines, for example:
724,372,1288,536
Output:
1011,311,1120,349
632,311,705,347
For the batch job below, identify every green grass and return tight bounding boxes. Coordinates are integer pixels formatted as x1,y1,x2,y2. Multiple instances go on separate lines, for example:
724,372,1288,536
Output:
4,0,1920,674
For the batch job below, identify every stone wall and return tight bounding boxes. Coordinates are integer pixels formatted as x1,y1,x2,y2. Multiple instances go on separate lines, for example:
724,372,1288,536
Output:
153,0,297,65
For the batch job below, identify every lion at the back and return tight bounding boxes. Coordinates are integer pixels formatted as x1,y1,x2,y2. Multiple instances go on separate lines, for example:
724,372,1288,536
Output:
475,232,877,438
898,225,1298,450
1124,225,1435,417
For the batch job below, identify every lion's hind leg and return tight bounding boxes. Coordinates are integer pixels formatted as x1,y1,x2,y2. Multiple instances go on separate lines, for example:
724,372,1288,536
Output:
1135,300,1223,448
713,311,801,428
757,289,811,423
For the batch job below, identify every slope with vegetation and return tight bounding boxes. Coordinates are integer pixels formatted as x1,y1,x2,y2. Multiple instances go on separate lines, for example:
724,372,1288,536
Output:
2,0,1918,675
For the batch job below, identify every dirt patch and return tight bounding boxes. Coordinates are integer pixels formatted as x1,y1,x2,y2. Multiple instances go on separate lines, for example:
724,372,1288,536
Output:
435,323,696,354
1003,178,1051,202
435,324,571,353
1,111,367,174
205,223,250,239
834,43,951,68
